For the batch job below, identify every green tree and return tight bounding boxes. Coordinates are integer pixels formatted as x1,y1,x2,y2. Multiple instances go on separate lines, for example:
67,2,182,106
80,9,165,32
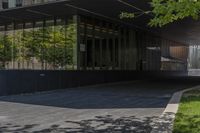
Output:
23,30,38,60
33,27,49,68
31,23,76,69
0,20,76,70
43,23,76,69
150,0,200,27
0,33,16,69
14,30,26,68
120,0,200,27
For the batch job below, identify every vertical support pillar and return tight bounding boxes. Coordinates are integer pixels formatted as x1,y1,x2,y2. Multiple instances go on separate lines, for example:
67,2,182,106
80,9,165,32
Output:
64,17,68,70
146,35,149,70
12,22,16,69
136,31,141,71
22,22,25,69
3,24,7,69
73,15,80,70
128,28,136,70
118,26,121,70
121,27,125,70
106,23,110,70
42,19,46,70
129,29,132,70
53,17,57,70
112,24,116,70
92,18,95,70
186,45,189,71
99,21,103,70
32,21,35,70
131,29,137,70
124,28,127,70
84,18,88,70
143,33,147,71
136,32,140,71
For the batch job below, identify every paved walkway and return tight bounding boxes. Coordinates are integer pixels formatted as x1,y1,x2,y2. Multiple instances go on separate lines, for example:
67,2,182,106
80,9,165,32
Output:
0,80,196,133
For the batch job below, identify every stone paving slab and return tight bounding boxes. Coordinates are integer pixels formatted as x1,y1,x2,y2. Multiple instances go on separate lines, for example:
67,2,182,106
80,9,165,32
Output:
0,80,196,133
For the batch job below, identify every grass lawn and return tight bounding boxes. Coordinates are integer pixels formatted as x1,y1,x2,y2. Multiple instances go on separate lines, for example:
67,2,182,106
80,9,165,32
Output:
173,89,200,133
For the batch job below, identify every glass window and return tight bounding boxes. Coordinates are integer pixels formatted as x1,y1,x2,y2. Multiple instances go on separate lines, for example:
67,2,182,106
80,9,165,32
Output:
2,0,8,9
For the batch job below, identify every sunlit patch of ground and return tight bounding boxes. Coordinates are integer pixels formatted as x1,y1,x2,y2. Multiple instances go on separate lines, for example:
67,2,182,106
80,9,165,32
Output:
173,89,200,133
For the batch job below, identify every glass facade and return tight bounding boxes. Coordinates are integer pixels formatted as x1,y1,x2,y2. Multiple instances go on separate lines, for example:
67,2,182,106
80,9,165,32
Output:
79,16,138,70
136,32,161,71
188,45,200,69
0,14,189,71
0,0,189,71
0,16,77,70
136,31,188,71
160,40,188,71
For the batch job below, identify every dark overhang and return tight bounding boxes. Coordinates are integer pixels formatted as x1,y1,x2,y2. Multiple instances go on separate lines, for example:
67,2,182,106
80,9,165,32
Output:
0,0,199,45
0,1,77,25
0,0,152,29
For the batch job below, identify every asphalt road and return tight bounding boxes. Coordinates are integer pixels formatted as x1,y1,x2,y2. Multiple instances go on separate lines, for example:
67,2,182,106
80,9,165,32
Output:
0,80,196,133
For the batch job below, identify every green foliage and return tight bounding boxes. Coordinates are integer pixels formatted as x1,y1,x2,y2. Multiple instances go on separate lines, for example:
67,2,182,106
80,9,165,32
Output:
119,0,200,27
0,22,76,69
173,90,200,133
31,23,76,68
150,0,200,27
0,33,16,69
41,23,76,68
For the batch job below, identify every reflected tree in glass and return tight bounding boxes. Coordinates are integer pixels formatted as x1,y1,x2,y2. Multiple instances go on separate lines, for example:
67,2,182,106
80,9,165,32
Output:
0,33,16,69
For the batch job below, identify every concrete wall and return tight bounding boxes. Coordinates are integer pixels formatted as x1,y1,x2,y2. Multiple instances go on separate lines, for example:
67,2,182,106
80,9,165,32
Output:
0,70,188,96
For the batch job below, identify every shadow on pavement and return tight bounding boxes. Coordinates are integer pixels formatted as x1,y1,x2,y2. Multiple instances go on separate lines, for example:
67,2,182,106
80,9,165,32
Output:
0,115,158,133
0,80,196,109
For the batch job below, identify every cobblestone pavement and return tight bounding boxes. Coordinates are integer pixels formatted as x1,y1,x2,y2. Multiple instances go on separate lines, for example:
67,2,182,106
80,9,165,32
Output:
0,80,195,133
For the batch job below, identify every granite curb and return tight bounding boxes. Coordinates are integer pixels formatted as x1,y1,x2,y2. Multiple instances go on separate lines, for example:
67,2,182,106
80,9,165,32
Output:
151,85,200,133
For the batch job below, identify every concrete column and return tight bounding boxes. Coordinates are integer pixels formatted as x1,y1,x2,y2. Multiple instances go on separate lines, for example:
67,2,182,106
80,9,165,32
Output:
92,18,95,70
123,28,127,70
99,22,103,69
106,23,110,69
129,29,137,70
83,18,88,70
112,34,116,70
3,24,7,69
53,17,57,70
73,15,80,70
64,17,68,70
22,22,25,69
42,19,46,70
11,22,15,69
118,26,122,70
32,21,35,70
